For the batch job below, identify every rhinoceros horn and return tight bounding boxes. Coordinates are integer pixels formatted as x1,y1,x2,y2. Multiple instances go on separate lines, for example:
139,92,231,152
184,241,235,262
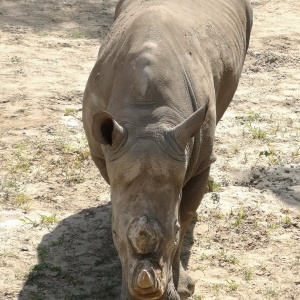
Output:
128,216,162,254
169,101,208,149
92,111,125,146
137,269,155,289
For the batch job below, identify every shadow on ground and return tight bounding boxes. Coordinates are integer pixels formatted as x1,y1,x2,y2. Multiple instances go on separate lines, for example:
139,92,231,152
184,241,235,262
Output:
19,201,196,300
1,0,118,38
19,203,122,300
252,164,300,207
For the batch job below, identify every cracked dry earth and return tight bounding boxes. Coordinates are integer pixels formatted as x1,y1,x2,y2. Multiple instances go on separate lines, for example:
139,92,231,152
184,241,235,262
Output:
0,0,299,299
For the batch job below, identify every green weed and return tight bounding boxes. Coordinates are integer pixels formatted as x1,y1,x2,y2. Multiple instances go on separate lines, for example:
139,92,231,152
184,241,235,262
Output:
212,283,221,297
70,31,86,39
64,107,77,116
266,286,277,297
226,279,238,291
20,213,59,228
244,268,252,281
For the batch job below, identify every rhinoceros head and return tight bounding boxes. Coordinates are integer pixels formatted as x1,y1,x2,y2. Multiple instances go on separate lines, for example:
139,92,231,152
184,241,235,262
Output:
92,104,207,299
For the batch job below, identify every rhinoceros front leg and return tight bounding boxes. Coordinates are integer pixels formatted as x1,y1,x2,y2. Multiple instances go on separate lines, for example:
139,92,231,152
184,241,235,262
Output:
173,167,211,299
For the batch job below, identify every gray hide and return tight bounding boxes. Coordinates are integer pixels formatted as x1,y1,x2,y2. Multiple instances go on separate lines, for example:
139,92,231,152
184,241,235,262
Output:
83,0,252,299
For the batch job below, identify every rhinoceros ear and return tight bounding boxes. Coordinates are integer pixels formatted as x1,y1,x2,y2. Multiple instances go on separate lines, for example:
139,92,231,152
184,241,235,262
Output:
171,102,208,148
92,111,125,146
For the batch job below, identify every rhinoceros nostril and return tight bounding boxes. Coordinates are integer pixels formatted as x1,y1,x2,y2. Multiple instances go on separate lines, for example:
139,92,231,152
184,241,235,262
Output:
137,269,155,289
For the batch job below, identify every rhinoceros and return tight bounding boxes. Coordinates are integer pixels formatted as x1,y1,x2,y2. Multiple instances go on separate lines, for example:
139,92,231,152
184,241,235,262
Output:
83,0,252,298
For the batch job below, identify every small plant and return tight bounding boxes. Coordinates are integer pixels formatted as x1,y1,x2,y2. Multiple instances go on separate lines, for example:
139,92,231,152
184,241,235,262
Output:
70,31,86,39
192,295,204,300
64,107,77,116
225,255,239,265
268,223,279,230
20,213,59,228
15,193,30,207
20,216,39,227
251,127,267,139
39,213,59,228
226,279,238,291
212,283,221,297
282,214,292,227
244,268,252,281
266,286,277,297
207,176,221,192
234,206,247,227
214,209,223,219
259,149,275,157
217,248,238,265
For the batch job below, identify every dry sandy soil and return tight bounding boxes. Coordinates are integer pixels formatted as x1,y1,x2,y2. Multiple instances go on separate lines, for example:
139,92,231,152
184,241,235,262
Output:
0,0,299,299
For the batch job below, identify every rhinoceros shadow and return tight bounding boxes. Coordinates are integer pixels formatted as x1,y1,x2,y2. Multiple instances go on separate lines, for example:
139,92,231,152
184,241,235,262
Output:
19,203,122,300
19,202,195,300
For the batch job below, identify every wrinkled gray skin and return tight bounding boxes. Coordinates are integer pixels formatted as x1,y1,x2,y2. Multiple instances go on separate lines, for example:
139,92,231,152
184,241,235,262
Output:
83,0,252,299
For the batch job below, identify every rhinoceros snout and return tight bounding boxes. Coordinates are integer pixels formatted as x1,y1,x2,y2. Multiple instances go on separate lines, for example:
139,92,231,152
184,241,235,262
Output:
128,216,162,254
130,259,164,299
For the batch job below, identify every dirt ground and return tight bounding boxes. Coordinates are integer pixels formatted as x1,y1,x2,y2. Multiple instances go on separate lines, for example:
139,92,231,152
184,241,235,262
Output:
0,0,299,299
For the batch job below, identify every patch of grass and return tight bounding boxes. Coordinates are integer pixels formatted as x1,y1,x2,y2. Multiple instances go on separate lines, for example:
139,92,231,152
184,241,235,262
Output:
226,279,238,291
20,213,59,228
69,31,87,39
192,295,204,300
250,127,267,139
213,209,223,219
244,112,266,122
207,176,221,192
19,216,39,227
212,283,221,297
15,193,30,207
64,107,77,116
199,253,209,260
282,214,292,228
244,268,252,281
233,206,247,227
217,248,239,265
268,223,279,230
266,286,277,297
39,213,59,227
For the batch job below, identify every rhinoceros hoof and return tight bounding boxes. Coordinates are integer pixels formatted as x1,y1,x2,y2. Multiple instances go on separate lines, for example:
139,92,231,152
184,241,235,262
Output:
177,268,195,299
